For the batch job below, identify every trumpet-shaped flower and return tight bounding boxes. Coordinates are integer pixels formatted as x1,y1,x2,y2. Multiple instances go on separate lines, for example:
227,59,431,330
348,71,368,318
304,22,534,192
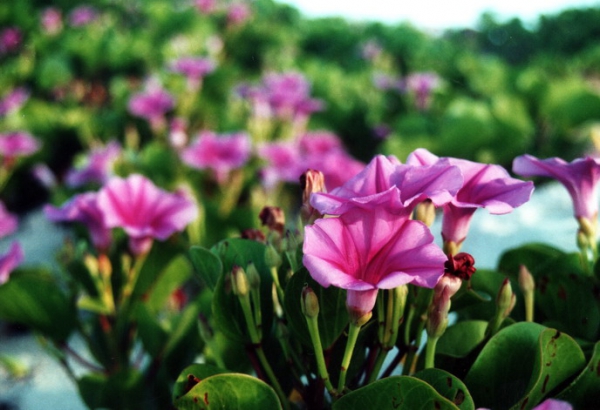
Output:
128,86,175,127
513,154,600,222
65,141,121,187
408,148,533,248
311,154,463,215
96,174,198,255
181,131,251,183
303,205,446,320
0,242,24,285
44,192,111,252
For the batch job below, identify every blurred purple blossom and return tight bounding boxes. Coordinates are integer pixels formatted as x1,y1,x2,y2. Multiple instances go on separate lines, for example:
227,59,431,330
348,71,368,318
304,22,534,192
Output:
32,163,58,189
373,73,401,91
65,141,122,188
41,7,63,35
0,131,41,160
195,0,217,14
169,117,188,149
0,242,24,285
128,86,175,128
360,40,383,61
0,201,18,239
402,72,441,111
227,3,251,25
0,87,29,117
68,6,98,27
0,27,22,55
169,56,216,88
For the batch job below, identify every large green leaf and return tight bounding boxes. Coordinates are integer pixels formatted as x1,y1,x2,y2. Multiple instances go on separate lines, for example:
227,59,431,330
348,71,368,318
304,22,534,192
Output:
437,320,488,358
173,373,282,410
0,270,77,342
413,368,475,410
172,363,229,402
332,376,459,410
283,268,348,349
496,243,565,277
556,341,600,408
78,368,145,410
189,246,223,291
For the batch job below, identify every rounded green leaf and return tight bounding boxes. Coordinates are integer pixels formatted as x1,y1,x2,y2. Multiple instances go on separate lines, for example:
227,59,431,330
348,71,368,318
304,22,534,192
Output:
173,373,282,410
172,363,229,402
189,246,223,291
556,340,600,408
332,376,460,410
437,320,488,358
413,368,475,410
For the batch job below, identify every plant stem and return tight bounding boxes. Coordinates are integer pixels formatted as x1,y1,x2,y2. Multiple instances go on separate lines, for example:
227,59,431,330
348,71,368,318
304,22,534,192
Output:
305,314,337,396
424,336,439,369
338,322,361,392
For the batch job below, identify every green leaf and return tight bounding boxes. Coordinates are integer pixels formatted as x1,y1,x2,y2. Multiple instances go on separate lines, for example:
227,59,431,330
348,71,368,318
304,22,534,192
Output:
173,373,282,410
172,363,229,402
145,254,192,313
437,320,488,358
556,340,600,408
512,328,585,410
332,376,459,410
413,368,475,410
189,246,223,291
465,323,585,409
0,270,77,342
78,369,144,410
497,243,565,277
283,268,348,349
136,303,168,357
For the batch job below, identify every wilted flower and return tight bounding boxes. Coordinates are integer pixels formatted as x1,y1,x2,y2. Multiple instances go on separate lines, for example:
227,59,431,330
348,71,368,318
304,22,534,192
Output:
96,174,198,255
68,6,98,27
181,131,251,183
169,56,216,89
0,242,24,285
227,3,251,25
65,141,122,187
0,131,41,161
311,154,462,216
0,201,18,239
0,88,29,117
128,86,175,129
44,192,112,252
408,148,534,252
303,205,446,322
0,27,22,55
41,7,63,35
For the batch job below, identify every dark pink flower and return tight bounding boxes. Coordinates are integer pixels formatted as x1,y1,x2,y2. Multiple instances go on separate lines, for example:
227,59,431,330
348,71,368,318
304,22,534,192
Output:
303,206,446,320
181,131,251,183
65,141,122,187
0,87,29,117
408,149,534,248
41,8,63,35
68,6,98,27
0,242,24,285
0,131,41,160
169,57,216,88
311,154,462,216
513,154,600,222
44,192,111,251
0,201,18,239
128,86,175,126
257,141,303,189
227,3,251,25
96,174,198,255
0,27,22,55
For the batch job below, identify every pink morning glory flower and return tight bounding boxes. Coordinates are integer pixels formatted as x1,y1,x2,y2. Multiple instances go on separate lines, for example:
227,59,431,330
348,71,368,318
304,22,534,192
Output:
65,141,122,188
41,7,63,35
227,3,251,25
68,6,98,27
128,86,175,129
513,154,600,222
408,148,534,250
303,205,446,321
0,27,22,55
0,87,29,117
0,201,18,239
195,0,216,14
169,57,216,89
401,72,441,111
96,174,198,255
311,154,463,216
477,398,572,410
0,242,24,285
181,131,251,183
44,192,112,252
0,131,41,160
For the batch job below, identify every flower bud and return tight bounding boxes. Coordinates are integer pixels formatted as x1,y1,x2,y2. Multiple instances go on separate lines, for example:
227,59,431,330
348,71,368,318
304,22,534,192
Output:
301,285,320,318
300,169,326,224
414,199,435,227
259,206,285,235
518,265,535,294
426,284,453,338
231,265,249,297
496,278,516,318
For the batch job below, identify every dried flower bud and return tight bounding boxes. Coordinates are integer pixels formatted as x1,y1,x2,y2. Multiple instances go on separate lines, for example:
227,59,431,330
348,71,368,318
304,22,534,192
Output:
259,206,285,234
231,265,249,297
240,228,266,243
301,285,320,318
444,252,476,280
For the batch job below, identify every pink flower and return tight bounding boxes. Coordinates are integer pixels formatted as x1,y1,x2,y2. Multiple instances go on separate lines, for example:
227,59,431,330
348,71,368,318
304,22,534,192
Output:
408,148,534,248
360,40,383,61
169,57,216,88
41,8,63,35
96,174,198,255
0,201,18,239
0,131,41,160
195,0,216,13
44,192,111,252
401,72,441,111
128,86,175,126
0,27,22,55
68,6,98,27
0,87,29,117
227,3,251,25
477,398,572,410
311,154,463,216
169,117,188,149
513,154,600,222
65,141,122,187
0,242,24,285
181,131,251,183
303,206,446,321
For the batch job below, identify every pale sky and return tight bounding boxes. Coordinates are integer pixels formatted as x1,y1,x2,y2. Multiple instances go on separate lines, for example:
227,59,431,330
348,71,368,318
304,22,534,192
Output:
279,0,600,29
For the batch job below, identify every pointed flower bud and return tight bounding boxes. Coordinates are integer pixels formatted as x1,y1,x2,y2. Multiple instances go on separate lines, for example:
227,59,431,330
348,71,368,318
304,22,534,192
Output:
259,206,285,235
231,265,249,297
300,169,327,224
497,277,516,318
518,265,535,294
301,285,320,318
